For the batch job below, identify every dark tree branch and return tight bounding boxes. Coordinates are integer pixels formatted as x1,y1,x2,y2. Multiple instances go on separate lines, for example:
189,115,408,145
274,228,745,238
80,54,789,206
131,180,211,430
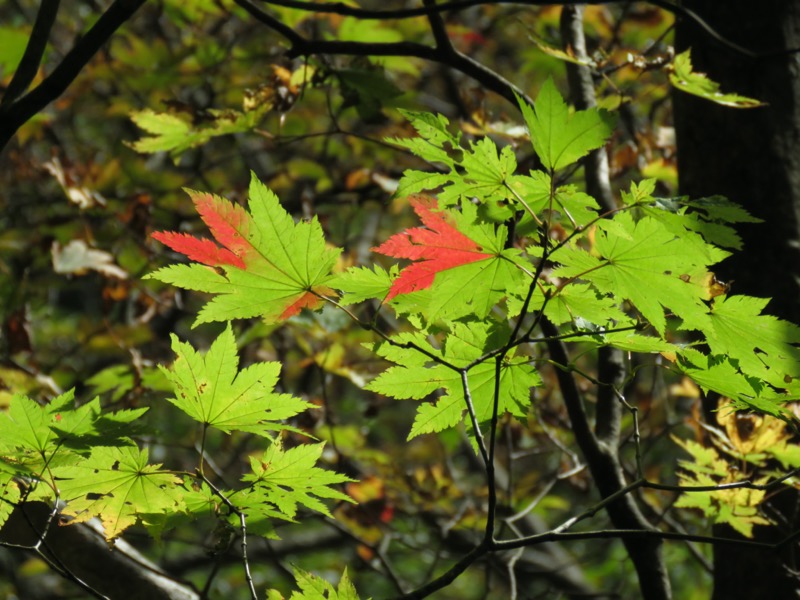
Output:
0,502,199,600
543,318,671,600
395,542,489,600
422,0,454,54
559,8,670,598
1,0,795,152
256,0,602,19
560,5,615,213
0,0,147,153
494,527,778,551
252,0,800,58
1,0,61,108
233,0,533,107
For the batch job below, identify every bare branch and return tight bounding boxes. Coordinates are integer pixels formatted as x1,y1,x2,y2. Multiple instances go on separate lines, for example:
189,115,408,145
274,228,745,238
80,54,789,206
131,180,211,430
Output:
543,317,671,600
0,502,199,600
252,0,800,58
234,0,533,107
0,0,147,152
1,0,61,108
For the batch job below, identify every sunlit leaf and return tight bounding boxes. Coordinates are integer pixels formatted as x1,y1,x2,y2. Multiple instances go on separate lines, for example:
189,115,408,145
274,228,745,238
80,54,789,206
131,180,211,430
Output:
56,446,184,540
669,50,765,109
161,325,311,435
148,174,340,325
517,78,616,171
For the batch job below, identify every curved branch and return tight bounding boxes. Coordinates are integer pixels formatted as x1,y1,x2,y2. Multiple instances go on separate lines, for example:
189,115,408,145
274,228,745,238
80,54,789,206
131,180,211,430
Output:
252,0,800,59
235,0,532,107
0,0,147,152
256,0,596,19
1,0,61,108
495,527,777,551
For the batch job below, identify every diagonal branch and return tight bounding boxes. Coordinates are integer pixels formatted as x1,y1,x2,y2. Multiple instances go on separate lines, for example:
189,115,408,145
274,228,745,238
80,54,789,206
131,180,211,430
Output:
0,501,199,600
423,0,455,54
0,0,147,152
1,0,61,108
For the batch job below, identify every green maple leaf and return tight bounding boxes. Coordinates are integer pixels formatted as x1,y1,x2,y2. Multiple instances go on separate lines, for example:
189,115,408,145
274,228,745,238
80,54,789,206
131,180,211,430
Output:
0,391,143,473
241,440,354,520
588,330,677,354
517,78,616,172
366,322,540,438
387,110,459,168
552,212,728,335
522,282,630,328
266,567,361,600
130,106,267,161
161,325,311,436
331,264,398,305
51,397,146,450
148,174,341,325
509,171,600,227
0,394,58,461
676,350,787,418
703,295,800,389
0,474,20,530
438,138,518,205
621,182,760,251
56,446,184,540
391,113,517,208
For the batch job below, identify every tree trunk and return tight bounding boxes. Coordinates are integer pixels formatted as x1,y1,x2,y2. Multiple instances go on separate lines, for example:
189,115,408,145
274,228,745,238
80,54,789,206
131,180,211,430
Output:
673,3,800,598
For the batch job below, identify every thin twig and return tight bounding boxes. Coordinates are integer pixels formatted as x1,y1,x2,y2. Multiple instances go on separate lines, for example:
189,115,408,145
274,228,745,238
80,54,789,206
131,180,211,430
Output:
197,472,258,600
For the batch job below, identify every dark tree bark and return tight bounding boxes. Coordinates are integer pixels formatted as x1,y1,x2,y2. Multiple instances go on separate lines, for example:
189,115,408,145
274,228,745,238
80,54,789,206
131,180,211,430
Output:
674,1,800,322
673,3,800,598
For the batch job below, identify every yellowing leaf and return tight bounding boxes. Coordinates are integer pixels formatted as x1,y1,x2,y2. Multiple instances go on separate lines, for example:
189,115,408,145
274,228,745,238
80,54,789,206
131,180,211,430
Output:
673,436,770,538
56,446,183,540
717,400,790,458
267,567,362,600
130,106,268,160
669,50,764,109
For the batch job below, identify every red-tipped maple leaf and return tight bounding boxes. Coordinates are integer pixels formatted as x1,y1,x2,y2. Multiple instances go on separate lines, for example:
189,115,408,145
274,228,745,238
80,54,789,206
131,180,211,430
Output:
152,192,251,269
372,197,493,300
148,176,340,324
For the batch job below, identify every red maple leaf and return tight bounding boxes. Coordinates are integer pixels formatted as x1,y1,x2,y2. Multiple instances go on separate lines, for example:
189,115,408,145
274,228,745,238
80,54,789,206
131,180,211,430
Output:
372,197,493,300
151,192,254,269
